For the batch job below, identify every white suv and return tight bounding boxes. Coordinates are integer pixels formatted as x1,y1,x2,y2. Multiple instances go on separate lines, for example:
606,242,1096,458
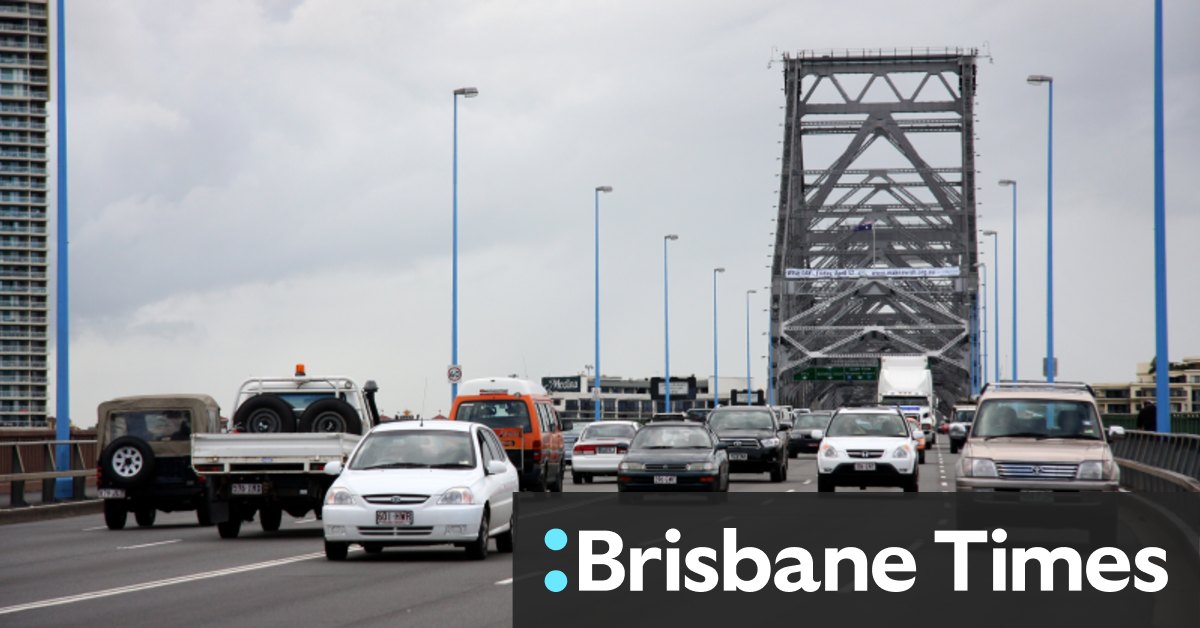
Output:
816,407,920,492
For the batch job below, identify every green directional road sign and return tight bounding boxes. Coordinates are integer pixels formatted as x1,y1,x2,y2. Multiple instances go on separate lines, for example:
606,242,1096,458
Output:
794,366,880,382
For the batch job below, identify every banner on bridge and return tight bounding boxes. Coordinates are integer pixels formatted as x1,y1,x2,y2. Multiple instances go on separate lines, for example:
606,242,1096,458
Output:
786,267,961,280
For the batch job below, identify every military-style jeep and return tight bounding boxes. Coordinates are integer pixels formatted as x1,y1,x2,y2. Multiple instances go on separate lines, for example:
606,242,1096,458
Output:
96,395,221,530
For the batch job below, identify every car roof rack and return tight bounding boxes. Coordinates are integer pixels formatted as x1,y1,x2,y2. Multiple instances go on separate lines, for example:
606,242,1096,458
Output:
980,380,1095,396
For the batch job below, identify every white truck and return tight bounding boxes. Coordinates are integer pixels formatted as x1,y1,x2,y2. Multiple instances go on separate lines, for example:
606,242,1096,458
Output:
192,366,380,539
877,356,937,447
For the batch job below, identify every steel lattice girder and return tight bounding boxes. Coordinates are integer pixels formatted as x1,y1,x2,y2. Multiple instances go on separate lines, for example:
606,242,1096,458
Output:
769,50,980,413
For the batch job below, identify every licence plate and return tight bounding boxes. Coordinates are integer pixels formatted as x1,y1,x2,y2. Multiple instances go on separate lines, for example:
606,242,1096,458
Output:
98,488,125,499
729,453,748,461
231,483,263,496
653,475,677,485
376,510,413,525
598,447,616,454
854,462,876,471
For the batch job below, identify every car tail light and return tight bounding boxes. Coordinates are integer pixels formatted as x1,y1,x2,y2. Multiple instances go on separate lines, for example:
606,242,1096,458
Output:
616,446,628,454
532,450,542,462
574,444,596,455
532,439,541,449
195,464,221,473
699,476,714,483
311,463,325,471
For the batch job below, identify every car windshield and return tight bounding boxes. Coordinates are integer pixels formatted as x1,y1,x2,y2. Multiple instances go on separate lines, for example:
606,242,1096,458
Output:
881,396,928,407
792,413,831,429
827,412,909,438
972,400,1102,440
454,400,530,432
582,423,636,440
708,410,774,431
350,430,476,470
108,410,192,442
631,427,712,449
954,409,976,423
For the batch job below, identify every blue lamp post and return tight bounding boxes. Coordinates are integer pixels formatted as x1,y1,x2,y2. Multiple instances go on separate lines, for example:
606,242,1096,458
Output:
1153,0,1170,432
712,267,725,408
593,185,612,421
983,230,1001,381
980,262,988,387
745,289,756,405
998,179,1017,380
53,0,71,498
663,234,679,412
1027,74,1054,382
450,86,478,404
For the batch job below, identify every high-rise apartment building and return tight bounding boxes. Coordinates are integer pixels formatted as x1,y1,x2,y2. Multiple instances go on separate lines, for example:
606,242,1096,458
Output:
0,0,48,427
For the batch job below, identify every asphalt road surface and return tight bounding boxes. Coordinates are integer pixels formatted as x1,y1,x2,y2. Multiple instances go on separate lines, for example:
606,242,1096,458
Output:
0,442,961,627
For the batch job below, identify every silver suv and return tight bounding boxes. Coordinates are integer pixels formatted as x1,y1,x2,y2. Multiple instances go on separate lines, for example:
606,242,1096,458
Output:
956,382,1124,492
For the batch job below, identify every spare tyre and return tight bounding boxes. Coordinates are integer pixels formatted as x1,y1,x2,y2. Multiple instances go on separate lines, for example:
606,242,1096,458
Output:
100,436,155,487
233,394,297,433
299,398,362,435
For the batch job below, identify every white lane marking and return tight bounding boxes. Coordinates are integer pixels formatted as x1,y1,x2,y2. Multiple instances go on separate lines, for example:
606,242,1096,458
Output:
495,578,514,586
117,539,182,550
940,481,948,487
0,551,325,616
293,518,315,524
82,525,108,532
802,479,812,485
786,489,796,493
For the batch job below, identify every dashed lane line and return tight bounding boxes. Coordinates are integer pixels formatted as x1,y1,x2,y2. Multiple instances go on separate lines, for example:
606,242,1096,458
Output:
495,578,514,586
117,539,181,551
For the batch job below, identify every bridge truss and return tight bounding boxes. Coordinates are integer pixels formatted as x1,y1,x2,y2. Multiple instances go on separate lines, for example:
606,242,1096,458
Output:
770,49,981,413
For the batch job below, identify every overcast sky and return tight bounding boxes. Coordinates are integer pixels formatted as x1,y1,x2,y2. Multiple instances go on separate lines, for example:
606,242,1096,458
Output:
51,0,1198,426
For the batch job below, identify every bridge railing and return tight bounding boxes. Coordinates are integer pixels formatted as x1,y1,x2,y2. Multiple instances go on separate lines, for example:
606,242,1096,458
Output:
0,439,95,506
1111,430,1200,492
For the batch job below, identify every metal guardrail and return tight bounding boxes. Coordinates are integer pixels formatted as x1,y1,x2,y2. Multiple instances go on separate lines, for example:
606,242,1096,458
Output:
1111,430,1200,492
0,439,95,506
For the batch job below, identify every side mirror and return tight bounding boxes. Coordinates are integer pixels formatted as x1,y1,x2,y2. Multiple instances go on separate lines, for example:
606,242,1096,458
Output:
715,442,728,450
1107,426,1125,441
487,460,508,475
810,430,824,441
324,460,343,476
779,422,793,431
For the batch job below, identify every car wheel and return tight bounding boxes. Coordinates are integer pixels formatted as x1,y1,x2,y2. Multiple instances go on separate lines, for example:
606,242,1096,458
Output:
465,510,490,560
572,473,582,485
104,500,127,530
259,505,282,532
918,449,926,464
769,463,784,483
100,437,156,488
548,465,564,493
217,516,242,539
233,394,297,433
325,540,349,561
903,471,919,492
134,505,157,528
817,476,835,493
299,398,362,435
950,442,959,454
496,511,515,553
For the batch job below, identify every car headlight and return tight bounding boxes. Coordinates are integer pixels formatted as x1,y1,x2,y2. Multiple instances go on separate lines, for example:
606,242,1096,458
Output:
324,487,356,506
686,461,716,471
619,461,644,472
959,457,997,478
892,444,911,459
1076,460,1111,481
437,487,475,505
821,443,839,458
760,437,781,448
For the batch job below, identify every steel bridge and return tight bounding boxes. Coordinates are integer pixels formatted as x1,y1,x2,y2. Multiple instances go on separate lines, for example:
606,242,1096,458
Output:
770,49,981,413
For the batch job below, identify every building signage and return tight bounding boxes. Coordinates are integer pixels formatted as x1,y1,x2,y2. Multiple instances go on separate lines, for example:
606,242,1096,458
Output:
794,366,880,382
541,376,583,393
649,376,697,400
785,267,961,280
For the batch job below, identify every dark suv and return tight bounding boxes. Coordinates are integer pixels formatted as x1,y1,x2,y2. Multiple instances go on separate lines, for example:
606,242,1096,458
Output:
706,406,791,482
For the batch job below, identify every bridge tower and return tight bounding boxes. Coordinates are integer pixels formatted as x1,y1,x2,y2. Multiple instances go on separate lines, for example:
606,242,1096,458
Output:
770,49,980,413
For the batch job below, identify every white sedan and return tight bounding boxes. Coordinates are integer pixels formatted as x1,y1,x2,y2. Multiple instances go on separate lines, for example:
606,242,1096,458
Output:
322,420,519,560
570,420,639,483
816,408,919,492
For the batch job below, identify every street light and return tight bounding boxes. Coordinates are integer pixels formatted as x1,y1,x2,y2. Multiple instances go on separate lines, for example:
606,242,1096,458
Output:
764,304,774,407
593,185,612,421
979,261,988,386
450,86,478,404
1153,0,1170,432
1027,74,1054,382
982,230,1000,382
998,179,1018,379
745,289,756,406
663,234,679,412
712,267,725,408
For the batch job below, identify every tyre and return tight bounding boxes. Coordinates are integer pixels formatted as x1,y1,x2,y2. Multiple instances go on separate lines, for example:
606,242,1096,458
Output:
547,464,564,493
218,517,242,539
572,473,582,485
464,510,490,561
950,441,959,455
134,505,157,528
100,437,155,488
769,462,784,483
817,476,835,493
259,505,282,532
299,398,362,435
325,540,349,561
781,458,788,482
362,543,384,555
583,475,593,484
903,472,919,492
496,511,514,553
233,394,297,433
104,500,127,530
918,449,926,464
196,503,213,527
526,467,547,492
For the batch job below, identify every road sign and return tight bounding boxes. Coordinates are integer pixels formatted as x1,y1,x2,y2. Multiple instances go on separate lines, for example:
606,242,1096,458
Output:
794,366,879,382
447,365,463,384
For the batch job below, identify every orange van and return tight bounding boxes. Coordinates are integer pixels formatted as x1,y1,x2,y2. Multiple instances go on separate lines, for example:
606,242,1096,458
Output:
450,377,565,491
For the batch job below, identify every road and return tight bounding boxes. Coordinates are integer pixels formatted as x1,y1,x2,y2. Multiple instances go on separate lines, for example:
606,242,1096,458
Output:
0,442,960,627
